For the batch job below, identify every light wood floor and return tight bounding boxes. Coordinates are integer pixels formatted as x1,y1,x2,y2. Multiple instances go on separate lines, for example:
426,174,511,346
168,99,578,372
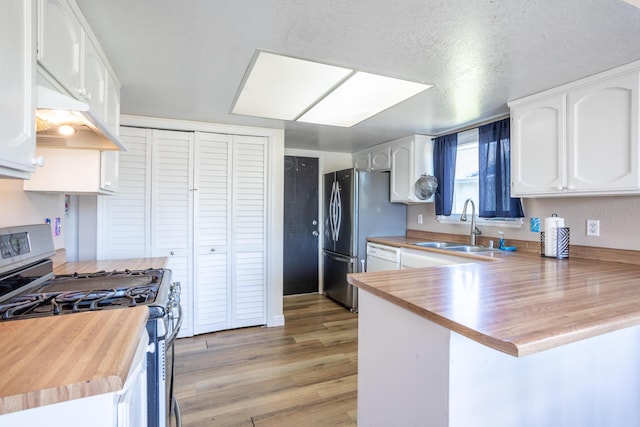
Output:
173,294,358,426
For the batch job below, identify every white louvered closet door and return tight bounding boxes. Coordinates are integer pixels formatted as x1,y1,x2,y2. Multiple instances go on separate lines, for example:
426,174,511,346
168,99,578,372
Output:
151,129,194,337
193,132,232,334
232,135,267,328
99,126,151,259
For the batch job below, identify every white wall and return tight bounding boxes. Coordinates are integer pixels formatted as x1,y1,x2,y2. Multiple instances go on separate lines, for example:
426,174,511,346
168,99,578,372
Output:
0,179,66,249
407,195,640,251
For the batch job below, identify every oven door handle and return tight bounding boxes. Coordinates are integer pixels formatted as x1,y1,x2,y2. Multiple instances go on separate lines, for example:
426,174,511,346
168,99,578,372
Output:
166,304,183,346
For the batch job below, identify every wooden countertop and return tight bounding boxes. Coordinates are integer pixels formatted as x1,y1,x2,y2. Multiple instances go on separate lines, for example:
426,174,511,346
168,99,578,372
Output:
349,236,640,357
0,306,149,414
53,257,169,275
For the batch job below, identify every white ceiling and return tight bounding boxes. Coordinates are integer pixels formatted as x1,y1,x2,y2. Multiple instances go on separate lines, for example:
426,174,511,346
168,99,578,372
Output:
76,0,640,153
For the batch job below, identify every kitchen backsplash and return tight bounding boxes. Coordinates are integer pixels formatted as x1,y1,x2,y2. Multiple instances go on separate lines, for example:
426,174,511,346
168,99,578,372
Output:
0,179,66,249
408,195,640,251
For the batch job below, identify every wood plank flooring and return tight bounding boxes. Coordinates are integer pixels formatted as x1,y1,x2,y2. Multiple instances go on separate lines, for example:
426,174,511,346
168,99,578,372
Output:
173,294,358,426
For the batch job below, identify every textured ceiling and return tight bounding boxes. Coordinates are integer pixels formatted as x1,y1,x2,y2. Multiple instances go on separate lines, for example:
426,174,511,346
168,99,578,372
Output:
76,0,640,153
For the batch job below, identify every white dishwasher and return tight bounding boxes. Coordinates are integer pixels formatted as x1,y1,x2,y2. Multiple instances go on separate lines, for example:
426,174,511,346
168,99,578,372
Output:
366,243,401,271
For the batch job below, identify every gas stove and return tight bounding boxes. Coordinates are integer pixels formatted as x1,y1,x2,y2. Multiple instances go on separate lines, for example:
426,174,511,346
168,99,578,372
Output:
0,269,165,320
0,224,182,427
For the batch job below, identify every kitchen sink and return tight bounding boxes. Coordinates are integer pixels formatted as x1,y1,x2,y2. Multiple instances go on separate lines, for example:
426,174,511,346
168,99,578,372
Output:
444,245,501,253
414,241,461,248
413,241,501,254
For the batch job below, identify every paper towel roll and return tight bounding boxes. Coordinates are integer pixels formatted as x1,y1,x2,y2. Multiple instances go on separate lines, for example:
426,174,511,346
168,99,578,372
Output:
544,215,564,256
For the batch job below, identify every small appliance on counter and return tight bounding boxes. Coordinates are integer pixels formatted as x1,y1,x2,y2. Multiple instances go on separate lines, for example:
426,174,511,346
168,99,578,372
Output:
323,169,406,311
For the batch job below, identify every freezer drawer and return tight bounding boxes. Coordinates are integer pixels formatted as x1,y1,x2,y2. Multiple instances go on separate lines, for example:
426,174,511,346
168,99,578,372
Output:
323,250,358,311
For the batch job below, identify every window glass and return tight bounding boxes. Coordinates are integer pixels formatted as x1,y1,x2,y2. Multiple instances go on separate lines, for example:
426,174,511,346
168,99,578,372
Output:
451,129,479,215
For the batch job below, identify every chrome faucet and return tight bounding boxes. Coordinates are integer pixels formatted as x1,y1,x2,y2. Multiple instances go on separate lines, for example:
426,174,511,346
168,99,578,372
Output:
460,198,481,245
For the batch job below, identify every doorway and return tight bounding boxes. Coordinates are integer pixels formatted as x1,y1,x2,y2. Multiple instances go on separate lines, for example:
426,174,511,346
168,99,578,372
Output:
283,155,319,295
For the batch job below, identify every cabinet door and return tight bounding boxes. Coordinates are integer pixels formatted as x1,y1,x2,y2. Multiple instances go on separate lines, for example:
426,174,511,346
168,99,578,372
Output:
151,129,194,337
104,71,120,134
100,150,119,193
567,72,640,192
390,139,412,202
370,144,391,170
353,150,370,170
0,0,36,179
81,32,106,118
38,0,82,97
232,135,267,328
193,132,232,334
510,94,566,196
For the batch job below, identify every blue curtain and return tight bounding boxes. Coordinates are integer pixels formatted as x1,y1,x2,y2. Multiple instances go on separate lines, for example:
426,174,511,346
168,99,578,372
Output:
433,133,458,216
478,118,524,218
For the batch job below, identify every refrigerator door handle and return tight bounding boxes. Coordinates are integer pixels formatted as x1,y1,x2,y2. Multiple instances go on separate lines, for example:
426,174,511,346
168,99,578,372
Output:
325,251,355,265
330,181,340,241
334,182,342,241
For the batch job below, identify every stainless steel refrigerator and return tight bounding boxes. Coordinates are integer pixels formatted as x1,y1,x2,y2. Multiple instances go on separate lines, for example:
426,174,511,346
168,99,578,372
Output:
323,168,407,311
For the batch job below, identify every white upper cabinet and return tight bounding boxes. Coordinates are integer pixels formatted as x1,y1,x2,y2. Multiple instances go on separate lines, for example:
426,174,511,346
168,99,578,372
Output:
567,72,639,192
81,33,106,116
37,0,119,126
510,63,640,197
37,0,82,96
370,144,391,171
104,71,121,134
23,147,119,194
511,93,566,195
0,0,37,179
353,142,391,171
389,135,434,203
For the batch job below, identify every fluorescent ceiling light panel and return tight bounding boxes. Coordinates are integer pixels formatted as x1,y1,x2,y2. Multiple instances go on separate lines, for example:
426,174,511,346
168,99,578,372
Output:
232,51,353,120
298,72,433,127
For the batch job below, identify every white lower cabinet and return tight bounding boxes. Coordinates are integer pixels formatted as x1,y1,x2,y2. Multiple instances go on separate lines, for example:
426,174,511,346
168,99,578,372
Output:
400,248,472,269
0,329,148,427
100,126,268,337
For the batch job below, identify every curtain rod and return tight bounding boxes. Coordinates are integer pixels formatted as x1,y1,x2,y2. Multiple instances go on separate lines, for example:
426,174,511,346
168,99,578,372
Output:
431,113,510,140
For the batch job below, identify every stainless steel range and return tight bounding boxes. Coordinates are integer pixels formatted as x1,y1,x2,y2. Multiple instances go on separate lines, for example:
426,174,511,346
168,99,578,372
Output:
0,224,182,427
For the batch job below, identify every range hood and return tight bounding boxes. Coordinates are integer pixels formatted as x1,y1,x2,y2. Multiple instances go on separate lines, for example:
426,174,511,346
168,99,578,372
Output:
36,85,127,151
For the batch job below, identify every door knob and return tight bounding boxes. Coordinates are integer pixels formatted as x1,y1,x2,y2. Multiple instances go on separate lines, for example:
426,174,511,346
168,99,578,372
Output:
312,231,319,237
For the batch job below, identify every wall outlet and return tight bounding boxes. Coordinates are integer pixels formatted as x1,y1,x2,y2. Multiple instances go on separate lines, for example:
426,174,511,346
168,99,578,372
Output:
417,214,423,224
586,219,600,236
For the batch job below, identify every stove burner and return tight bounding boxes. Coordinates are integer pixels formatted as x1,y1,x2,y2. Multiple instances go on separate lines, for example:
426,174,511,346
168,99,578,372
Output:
0,269,164,320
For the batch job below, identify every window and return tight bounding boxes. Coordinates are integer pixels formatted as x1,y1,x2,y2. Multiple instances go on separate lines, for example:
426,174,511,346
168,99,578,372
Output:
451,129,479,215
437,128,523,228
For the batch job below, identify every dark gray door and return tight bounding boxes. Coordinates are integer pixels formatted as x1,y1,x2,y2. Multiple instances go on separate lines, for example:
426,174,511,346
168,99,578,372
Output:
283,156,319,295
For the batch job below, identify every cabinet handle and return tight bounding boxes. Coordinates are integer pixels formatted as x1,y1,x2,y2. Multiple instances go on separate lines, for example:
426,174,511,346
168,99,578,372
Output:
210,248,215,252
170,251,175,256
31,156,45,167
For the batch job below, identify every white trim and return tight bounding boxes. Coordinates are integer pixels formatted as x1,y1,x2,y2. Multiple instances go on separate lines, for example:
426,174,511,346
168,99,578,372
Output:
437,214,523,229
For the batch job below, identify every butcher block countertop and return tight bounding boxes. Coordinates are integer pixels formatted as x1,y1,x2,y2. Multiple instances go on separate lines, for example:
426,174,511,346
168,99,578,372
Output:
348,235,640,357
53,257,169,275
0,306,149,414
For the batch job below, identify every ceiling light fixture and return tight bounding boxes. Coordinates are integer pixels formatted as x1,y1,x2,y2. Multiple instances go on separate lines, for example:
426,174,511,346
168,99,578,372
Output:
232,51,434,127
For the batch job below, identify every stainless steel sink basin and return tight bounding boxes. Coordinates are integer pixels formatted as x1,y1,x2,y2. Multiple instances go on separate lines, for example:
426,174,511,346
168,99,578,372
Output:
445,245,500,253
414,241,461,248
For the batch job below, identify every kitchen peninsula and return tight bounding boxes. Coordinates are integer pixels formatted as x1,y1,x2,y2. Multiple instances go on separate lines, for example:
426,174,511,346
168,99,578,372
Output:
348,236,640,427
